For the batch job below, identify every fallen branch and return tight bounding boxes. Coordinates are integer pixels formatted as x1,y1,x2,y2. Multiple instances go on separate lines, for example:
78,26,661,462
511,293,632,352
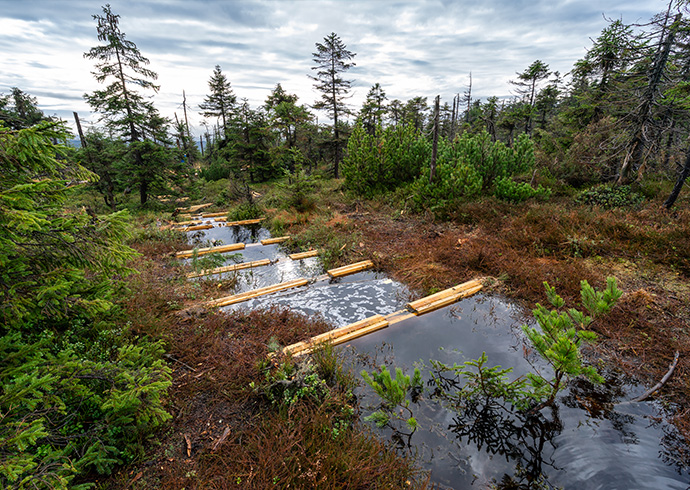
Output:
632,351,680,402
212,426,231,451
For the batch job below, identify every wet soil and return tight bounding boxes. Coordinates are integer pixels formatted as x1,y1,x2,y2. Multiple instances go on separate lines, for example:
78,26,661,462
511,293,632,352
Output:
313,197,690,451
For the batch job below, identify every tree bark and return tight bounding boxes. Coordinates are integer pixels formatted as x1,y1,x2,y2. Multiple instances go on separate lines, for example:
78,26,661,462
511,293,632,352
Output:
618,13,681,184
664,140,690,209
429,95,440,184
73,112,87,148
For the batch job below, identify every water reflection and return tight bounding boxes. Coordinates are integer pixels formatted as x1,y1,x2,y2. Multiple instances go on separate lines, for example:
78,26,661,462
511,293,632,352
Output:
185,223,690,489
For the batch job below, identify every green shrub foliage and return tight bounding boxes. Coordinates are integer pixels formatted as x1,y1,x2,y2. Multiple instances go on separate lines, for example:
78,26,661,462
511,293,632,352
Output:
576,183,644,208
343,125,544,213
494,176,552,202
0,122,171,488
342,122,429,197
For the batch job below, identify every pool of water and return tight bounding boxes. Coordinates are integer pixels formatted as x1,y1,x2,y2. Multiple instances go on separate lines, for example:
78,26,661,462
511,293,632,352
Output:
344,297,689,489
185,222,690,489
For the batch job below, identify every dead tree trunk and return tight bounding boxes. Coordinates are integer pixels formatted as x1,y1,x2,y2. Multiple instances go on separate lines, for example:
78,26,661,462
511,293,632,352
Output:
429,95,440,184
618,13,681,184
664,138,690,209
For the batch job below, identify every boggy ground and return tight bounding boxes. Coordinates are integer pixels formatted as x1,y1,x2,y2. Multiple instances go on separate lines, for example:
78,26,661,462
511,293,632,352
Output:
282,194,690,455
104,226,428,489
107,192,689,488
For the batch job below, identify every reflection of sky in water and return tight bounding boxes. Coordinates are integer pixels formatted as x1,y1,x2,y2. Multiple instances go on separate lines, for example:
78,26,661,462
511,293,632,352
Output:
346,297,689,489
226,271,410,327
185,223,689,489
188,222,270,246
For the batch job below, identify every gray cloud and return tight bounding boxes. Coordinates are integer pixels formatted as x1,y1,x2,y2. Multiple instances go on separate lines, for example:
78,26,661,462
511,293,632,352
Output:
0,0,665,134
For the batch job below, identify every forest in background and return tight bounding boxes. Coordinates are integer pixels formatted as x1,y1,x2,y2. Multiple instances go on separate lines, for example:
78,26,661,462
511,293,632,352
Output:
2,2,690,488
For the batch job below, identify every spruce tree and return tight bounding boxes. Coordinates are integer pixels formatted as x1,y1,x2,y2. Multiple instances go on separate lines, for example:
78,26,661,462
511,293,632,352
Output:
311,32,356,178
0,88,45,129
83,4,159,143
84,4,180,205
510,60,551,135
359,83,387,135
199,65,236,134
265,83,310,150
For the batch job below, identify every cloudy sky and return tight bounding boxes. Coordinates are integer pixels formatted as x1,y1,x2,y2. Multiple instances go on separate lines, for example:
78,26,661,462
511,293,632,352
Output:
0,0,664,136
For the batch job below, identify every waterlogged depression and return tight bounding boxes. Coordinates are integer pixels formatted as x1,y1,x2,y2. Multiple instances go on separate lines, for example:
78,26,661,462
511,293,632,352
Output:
186,223,690,489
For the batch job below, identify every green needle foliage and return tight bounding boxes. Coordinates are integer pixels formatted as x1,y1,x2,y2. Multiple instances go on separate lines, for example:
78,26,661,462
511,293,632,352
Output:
0,122,171,488
361,365,422,431
522,277,622,407
430,278,622,416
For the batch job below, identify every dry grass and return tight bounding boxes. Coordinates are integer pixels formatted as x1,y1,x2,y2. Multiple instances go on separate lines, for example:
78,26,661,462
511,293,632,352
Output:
103,227,429,489
279,195,690,449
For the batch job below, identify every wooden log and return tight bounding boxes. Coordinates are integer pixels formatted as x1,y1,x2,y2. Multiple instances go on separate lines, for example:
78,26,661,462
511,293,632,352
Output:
225,218,265,227
187,258,271,278
260,236,290,245
184,224,214,231
176,242,245,259
201,211,228,218
407,280,483,315
289,250,319,260
631,351,680,402
407,280,482,310
284,315,389,357
327,260,374,278
214,217,228,222
176,202,213,213
206,278,309,308
173,220,203,227
188,203,214,213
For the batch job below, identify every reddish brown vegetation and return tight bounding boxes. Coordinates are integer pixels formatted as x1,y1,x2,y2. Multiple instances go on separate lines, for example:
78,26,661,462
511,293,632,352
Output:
109,233,427,489
308,197,690,445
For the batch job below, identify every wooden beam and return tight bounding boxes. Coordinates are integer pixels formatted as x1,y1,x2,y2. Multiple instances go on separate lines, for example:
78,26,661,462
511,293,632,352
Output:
206,278,309,308
176,242,245,259
201,211,228,218
284,314,389,357
187,258,271,278
280,279,484,356
327,260,374,278
173,220,203,227
407,280,483,314
225,218,265,227
184,224,214,231
176,202,213,213
260,236,290,245
289,250,319,260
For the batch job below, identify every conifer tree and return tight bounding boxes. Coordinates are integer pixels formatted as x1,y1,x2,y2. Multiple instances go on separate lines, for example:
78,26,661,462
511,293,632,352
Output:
0,88,45,129
311,32,356,178
265,83,310,150
360,83,387,135
511,60,551,135
83,4,159,143
199,65,236,134
84,4,181,205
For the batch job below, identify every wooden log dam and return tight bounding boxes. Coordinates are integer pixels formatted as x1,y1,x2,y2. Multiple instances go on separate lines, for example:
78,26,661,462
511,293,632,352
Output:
176,242,245,259
327,260,374,278
187,258,271,278
203,260,380,309
281,279,483,357
289,250,319,260
260,236,290,245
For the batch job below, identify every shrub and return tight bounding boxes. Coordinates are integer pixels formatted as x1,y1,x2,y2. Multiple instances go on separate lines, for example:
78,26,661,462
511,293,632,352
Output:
410,161,483,217
342,123,429,197
494,176,552,203
576,183,644,208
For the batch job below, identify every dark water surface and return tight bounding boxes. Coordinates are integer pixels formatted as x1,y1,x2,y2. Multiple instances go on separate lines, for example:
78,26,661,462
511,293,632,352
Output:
186,224,690,489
